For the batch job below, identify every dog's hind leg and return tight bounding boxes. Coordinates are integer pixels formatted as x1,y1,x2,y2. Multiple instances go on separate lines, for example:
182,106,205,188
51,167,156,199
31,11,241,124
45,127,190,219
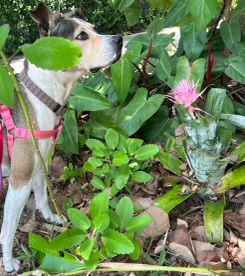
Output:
33,171,64,225
0,180,32,272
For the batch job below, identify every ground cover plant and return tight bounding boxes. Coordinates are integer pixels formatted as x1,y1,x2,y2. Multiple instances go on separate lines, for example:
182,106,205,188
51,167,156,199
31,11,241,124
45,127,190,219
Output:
0,0,244,275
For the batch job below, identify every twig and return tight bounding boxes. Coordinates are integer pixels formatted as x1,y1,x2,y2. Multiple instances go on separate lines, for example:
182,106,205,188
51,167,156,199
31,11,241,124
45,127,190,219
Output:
0,50,66,227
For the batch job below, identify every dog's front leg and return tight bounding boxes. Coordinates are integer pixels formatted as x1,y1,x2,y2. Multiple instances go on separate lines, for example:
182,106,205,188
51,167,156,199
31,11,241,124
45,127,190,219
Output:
0,180,32,272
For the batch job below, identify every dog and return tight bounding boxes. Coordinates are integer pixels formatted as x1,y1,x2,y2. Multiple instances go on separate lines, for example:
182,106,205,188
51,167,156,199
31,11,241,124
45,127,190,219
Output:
0,3,122,272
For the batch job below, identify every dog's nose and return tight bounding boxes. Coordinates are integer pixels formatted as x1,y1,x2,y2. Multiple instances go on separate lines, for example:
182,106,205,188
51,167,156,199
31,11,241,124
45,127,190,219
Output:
114,35,123,46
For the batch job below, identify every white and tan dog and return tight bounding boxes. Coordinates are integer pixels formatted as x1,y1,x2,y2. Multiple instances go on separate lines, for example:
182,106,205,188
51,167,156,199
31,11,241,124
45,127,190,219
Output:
0,3,122,272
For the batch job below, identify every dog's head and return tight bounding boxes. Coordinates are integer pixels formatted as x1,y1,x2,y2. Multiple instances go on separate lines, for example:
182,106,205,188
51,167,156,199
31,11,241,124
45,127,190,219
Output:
30,3,122,73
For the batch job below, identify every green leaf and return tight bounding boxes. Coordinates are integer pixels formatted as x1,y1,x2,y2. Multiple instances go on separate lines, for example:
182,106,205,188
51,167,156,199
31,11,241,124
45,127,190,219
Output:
124,3,142,26
130,240,141,260
135,144,159,161
49,229,86,250
111,57,133,105
156,50,173,83
116,196,134,228
164,0,188,27
40,255,84,273
204,197,225,243
69,84,112,112
217,167,245,193
181,23,206,60
67,208,91,231
220,114,245,129
62,110,79,155
114,165,130,189
118,88,164,136
205,88,227,118
93,214,110,231
0,24,10,49
225,55,245,84
220,18,241,50
157,150,183,175
132,171,152,183
113,151,129,166
127,138,143,155
118,0,134,11
84,248,99,272
89,191,109,218
102,229,134,254
86,139,108,157
126,215,152,232
22,37,82,70
155,185,193,212
91,176,106,190
232,142,245,162
105,128,119,149
188,0,218,29
29,233,50,254
78,238,96,260
0,63,14,107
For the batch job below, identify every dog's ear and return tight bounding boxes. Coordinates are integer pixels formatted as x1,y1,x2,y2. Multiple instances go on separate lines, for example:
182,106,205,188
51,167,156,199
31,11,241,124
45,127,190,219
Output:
65,8,85,20
30,3,58,35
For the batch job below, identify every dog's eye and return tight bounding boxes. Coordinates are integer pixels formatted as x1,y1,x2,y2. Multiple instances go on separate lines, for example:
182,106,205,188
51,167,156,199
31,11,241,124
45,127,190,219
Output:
76,31,89,40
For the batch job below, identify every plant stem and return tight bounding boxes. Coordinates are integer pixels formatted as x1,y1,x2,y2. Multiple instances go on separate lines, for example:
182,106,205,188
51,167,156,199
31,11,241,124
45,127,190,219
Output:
0,50,66,226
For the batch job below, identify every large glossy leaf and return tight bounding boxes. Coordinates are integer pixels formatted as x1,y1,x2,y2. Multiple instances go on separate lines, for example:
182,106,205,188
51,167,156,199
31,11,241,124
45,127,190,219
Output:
188,0,218,30
217,167,245,193
0,63,14,107
111,57,133,105
220,18,241,50
118,88,164,136
0,24,10,49
164,0,187,27
204,197,225,242
124,1,142,26
118,0,134,11
155,185,193,212
205,88,227,118
62,110,79,155
181,23,206,60
220,114,245,129
22,37,82,70
156,50,173,85
225,55,245,84
69,84,112,112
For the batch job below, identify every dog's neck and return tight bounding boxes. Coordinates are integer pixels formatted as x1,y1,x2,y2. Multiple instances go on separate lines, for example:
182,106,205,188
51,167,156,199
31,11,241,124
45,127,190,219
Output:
27,61,86,106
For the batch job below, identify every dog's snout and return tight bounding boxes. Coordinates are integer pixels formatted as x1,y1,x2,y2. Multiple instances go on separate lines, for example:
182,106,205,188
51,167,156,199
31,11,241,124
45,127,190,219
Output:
114,35,123,46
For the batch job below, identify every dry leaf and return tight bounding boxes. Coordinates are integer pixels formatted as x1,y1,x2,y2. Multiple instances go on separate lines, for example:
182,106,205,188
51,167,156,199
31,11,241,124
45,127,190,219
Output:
169,222,192,251
225,213,245,237
133,197,153,210
50,155,67,177
19,214,37,233
169,242,195,263
140,206,170,238
191,225,207,241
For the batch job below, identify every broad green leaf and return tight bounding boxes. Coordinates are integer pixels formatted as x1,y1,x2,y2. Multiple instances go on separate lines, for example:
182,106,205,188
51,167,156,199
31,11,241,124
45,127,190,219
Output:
67,208,91,231
86,139,108,157
69,84,112,112
220,18,241,50
102,229,134,254
155,185,193,212
132,171,152,183
232,142,245,162
127,138,143,155
116,196,134,228
111,57,133,105
118,88,164,135
150,0,174,9
0,24,10,49
217,167,245,193
225,55,245,84
205,88,227,118
29,233,50,254
156,50,173,83
0,63,14,107
188,0,218,30
113,151,129,166
84,248,100,272
130,240,141,260
114,165,130,189
49,229,86,250
89,191,109,218
109,209,120,229
135,144,159,161
181,23,206,60
40,255,84,273
105,128,119,149
124,2,142,26
91,176,106,190
93,214,110,231
204,197,225,242
164,0,188,27
118,0,134,11
220,114,245,129
126,215,152,232
78,238,96,260
62,110,79,154
22,37,82,70
157,151,183,175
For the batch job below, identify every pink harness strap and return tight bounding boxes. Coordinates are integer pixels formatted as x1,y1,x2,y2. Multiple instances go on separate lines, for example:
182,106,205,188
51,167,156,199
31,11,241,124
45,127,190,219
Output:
0,105,63,156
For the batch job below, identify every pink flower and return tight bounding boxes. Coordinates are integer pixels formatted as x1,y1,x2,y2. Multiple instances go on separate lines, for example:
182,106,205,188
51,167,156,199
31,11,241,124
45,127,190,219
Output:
171,80,205,118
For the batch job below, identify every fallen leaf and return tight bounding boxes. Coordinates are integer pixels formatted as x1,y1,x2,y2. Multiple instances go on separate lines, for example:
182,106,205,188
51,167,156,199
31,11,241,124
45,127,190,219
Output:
50,155,67,177
140,206,170,238
191,225,207,241
19,214,37,233
225,212,245,237
133,197,153,210
169,242,195,263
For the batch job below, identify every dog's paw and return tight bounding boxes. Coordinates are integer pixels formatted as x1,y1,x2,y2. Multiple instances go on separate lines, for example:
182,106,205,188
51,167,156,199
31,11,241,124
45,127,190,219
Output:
46,214,67,225
3,258,20,273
